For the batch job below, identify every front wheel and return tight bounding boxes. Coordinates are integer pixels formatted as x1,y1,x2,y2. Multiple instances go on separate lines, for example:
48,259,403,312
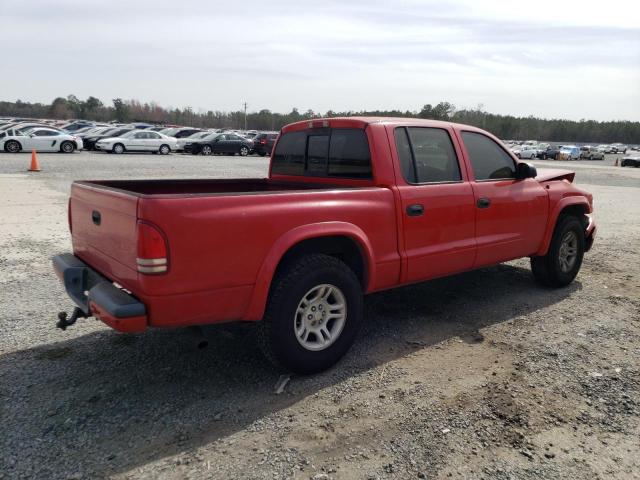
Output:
258,254,363,374
159,144,170,155
201,145,212,156
531,215,585,287
239,146,249,156
112,143,125,154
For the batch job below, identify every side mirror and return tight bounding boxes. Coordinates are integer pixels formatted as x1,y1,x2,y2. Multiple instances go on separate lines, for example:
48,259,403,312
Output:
516,162,537,180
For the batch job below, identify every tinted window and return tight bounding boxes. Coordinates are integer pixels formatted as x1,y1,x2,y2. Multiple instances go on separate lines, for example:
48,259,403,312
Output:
462,131,515,180
395,128,415,182
34,130,57,136
394,127,461,183
272,131,306,175
328,129,371,178
307,135,329,174
272,129,371,179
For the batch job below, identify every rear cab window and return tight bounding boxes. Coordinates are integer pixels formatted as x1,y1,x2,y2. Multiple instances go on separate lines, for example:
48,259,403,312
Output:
272,128,372,179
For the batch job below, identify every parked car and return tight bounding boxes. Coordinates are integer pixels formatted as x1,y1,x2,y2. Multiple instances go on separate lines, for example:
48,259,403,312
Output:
188,132,253,156
537,145,561,160
252,132,279,156
620,156,640,167
513,145,538,159
596,144,615,154
610,143,627,154
559,146,580,160
176,131,214,152
1,127,82,153
579,146,604,160
95,130,177,154
53,117,595,374
83,127,134,151
61,120,95,132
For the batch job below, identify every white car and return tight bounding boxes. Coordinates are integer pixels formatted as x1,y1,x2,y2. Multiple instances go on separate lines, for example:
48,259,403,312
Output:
513,145,538,159
95,130,178,154
1,127,82,153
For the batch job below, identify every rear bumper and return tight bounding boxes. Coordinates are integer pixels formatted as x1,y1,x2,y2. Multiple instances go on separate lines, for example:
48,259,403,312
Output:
52,253,147,333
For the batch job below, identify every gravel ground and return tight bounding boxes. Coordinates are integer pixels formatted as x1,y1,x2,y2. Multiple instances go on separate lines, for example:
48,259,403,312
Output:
0,150,639,480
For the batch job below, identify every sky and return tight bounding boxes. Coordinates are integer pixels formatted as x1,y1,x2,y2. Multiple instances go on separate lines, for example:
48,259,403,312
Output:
1,0,639,121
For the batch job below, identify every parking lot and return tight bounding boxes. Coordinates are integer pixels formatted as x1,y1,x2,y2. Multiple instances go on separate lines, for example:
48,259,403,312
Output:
0,151,639,479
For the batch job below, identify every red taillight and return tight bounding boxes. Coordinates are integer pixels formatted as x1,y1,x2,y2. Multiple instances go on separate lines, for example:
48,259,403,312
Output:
67,198,73,234
307,120,329,128
259,139,267,145
136,221,168,274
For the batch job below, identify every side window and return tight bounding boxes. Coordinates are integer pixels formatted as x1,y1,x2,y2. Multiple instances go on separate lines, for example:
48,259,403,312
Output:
134,132,147,139
306,135,329,174
272,131,306,175
394,127,461,183
394,128,415,182
148,132,160,139
462,131,516,180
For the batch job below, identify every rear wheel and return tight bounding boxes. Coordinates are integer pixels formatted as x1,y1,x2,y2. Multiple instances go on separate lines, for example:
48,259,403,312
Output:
239,146,249,156
258,254,363,374
531,215,585,287
112,143,125,154
60,141,75,153
5,140,21,153
159,144,170,155
201,145,212,156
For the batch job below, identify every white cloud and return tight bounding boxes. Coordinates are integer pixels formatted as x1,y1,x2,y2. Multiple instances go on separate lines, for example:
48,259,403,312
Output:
0,0,638,120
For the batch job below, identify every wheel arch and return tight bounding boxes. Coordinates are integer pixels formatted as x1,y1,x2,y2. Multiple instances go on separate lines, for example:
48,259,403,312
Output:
535,198,591,256
242,222,375,321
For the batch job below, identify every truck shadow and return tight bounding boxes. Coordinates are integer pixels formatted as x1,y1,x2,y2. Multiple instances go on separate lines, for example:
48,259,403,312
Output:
1,261,579,478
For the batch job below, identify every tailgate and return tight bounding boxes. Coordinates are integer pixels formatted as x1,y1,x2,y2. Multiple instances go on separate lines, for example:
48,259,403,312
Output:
70,182,139,287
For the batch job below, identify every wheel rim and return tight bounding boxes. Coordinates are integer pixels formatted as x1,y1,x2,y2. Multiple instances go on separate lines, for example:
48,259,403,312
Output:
160,146,169,154
114,145,123,153
240,147,248,156
202,146,211,155
63,143,72,152
294,284,347,352
558,231,578,273
7,142,19,153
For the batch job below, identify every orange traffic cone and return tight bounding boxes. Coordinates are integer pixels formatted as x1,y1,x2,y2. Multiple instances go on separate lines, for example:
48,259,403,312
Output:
28,150,41,172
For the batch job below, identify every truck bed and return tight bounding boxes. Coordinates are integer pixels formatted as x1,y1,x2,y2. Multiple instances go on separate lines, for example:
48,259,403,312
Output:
76,178,347,196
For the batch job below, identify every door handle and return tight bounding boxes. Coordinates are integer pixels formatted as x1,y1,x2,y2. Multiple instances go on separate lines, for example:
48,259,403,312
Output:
92,210,101,226
406,204,424,216
476,197,491,209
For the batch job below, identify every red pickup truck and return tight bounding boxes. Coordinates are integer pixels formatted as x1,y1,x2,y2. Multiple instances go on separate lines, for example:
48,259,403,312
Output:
53,117,596,373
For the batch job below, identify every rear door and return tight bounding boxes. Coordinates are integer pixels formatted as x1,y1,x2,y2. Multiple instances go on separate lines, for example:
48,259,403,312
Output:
393,126,477,282
145,131,162,151
458,130,547,267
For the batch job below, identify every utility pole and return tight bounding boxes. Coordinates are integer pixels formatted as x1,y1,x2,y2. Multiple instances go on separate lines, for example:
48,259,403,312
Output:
243,102,248,131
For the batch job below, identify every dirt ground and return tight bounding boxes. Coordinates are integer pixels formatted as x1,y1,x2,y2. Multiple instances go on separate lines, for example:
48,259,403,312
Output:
0,152,638,479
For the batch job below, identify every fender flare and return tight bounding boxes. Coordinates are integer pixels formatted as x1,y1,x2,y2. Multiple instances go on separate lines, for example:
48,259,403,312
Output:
535,196,591,256
242,222,375,321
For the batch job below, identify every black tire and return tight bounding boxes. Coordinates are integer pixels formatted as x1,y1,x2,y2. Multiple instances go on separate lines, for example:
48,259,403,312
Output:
258,254,363,374
159,144,170,155
60,141,75,154
542,154,547,160
112,143,125,154
5,140,21,153
531,215,585,287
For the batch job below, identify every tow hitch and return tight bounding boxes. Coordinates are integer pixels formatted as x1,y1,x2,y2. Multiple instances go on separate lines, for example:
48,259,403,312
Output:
56,307,89,330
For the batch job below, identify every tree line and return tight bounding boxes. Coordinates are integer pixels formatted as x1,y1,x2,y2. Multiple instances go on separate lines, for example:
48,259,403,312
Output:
1,96,638,144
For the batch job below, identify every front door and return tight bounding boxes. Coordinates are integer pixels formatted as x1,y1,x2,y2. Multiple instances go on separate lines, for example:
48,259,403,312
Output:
458,130,548,267
394,126,477,283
